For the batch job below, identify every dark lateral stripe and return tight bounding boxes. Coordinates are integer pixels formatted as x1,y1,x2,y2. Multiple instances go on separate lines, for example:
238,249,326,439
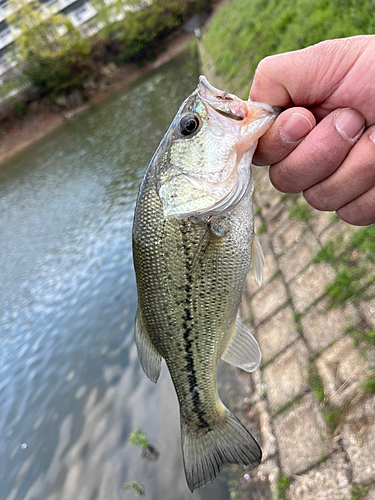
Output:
180,222,208,428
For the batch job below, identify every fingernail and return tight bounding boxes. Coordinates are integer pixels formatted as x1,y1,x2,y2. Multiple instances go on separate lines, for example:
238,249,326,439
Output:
369,126,375,144
281,113,313,142
334,108,365,141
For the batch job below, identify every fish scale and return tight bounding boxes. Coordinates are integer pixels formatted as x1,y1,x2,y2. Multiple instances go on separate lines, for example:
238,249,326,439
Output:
132,76,276,491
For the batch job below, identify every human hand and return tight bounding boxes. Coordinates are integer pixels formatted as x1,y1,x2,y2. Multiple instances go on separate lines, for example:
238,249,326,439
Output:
250,35,375,226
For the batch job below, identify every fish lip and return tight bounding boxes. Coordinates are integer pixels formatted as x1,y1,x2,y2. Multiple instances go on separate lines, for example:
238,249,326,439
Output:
197,75,248,120
197,75,277,121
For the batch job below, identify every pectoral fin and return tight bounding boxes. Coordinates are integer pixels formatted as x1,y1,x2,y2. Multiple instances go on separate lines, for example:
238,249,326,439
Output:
251,233,265,286
135,309,162,383
221,314,261,372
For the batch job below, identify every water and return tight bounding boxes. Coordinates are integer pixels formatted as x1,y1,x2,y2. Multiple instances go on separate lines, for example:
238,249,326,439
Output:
0,52,230,500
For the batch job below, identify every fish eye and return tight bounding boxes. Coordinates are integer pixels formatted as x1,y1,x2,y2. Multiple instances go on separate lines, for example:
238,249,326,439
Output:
178,114,200,136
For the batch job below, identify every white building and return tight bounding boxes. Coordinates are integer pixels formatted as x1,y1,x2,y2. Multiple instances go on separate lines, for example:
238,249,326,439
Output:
0,0,148,78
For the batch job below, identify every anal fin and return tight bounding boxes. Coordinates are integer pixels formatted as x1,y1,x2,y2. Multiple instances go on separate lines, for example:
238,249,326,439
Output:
221,314,261,372
135,309,162,383
251,233,265,286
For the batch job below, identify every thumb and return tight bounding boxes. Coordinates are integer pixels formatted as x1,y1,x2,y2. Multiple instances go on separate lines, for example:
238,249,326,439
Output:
249,37,370,108
250,54,294,107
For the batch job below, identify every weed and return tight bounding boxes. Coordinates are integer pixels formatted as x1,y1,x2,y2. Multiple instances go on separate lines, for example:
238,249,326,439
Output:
347,324,375,347
307,361,349,432
361,377,375,394
323,403,350,433
350,485,370,500
258,222,268,234
308,363,325,403
312,226,375,308
288,202,313,223
128,429,159,461
271,269,282,280
260,354,278,370
255,206,262,216
276,474,291,500
273,395,304,417
123,481,145,497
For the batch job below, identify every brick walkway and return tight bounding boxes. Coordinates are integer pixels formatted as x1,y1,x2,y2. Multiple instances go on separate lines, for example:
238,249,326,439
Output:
231,166,375,500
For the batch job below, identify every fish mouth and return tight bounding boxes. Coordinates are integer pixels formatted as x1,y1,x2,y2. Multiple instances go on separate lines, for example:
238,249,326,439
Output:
197,75,248,121
197,75,278,120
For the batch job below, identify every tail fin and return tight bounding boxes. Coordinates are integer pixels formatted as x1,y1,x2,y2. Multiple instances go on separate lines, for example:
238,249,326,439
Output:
181,408,261,492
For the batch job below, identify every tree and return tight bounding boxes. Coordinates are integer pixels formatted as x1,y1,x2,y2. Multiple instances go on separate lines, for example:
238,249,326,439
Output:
8,0,93,96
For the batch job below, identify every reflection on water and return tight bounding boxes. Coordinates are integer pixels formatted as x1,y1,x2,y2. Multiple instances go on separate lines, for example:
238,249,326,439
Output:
0,52,229,500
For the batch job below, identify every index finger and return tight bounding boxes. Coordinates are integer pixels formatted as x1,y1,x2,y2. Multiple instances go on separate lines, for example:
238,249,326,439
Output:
253,107,316,166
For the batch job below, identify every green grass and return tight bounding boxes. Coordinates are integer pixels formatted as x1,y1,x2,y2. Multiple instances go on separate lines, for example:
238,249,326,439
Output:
347,324,375,347
323,403,350,433
254,206,262,216
313,226,375,308
293,312,303,333
203,0,375,96
350,485,370,500
276,474,291,500
273,395,304,417
308,363,325,403
361,377,375,394
257,221,268,234
288,202,314,223
308,360,350,432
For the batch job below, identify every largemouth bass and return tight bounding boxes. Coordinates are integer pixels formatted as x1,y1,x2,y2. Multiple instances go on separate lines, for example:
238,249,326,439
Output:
132,76,276,491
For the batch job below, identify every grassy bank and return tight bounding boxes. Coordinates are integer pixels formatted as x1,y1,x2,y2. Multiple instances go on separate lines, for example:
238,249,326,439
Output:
202,0,375,97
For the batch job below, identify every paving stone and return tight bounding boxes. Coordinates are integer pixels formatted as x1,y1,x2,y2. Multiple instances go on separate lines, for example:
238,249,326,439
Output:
263,340,309,413
288,452,351,500
274,393,333,476
252,165,270,185
341,395,375,485
319,220,358,246
244,271,262,299
279,232,320,283
289,263,336,313
365,486,375,500
254,399,278,461
310,210,336,236
248,458,279,500
359,286,375,328
301,298,359,352
262,200,290,234
239,295,252,324
256,306,299,360
316,337,370,408
251,276,288,325
272,219,306,256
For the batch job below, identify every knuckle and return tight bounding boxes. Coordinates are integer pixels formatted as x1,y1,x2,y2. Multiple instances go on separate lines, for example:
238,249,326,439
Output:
269,162,301,194
303,184,336,211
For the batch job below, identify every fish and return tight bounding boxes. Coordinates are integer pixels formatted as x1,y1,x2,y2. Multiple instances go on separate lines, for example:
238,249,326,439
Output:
132,76,276,491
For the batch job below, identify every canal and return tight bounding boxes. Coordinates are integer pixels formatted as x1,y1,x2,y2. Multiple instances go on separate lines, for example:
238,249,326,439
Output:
0,52,232,500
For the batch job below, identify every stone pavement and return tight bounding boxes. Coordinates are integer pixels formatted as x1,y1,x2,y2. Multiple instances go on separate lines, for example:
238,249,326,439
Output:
228,166,375,500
